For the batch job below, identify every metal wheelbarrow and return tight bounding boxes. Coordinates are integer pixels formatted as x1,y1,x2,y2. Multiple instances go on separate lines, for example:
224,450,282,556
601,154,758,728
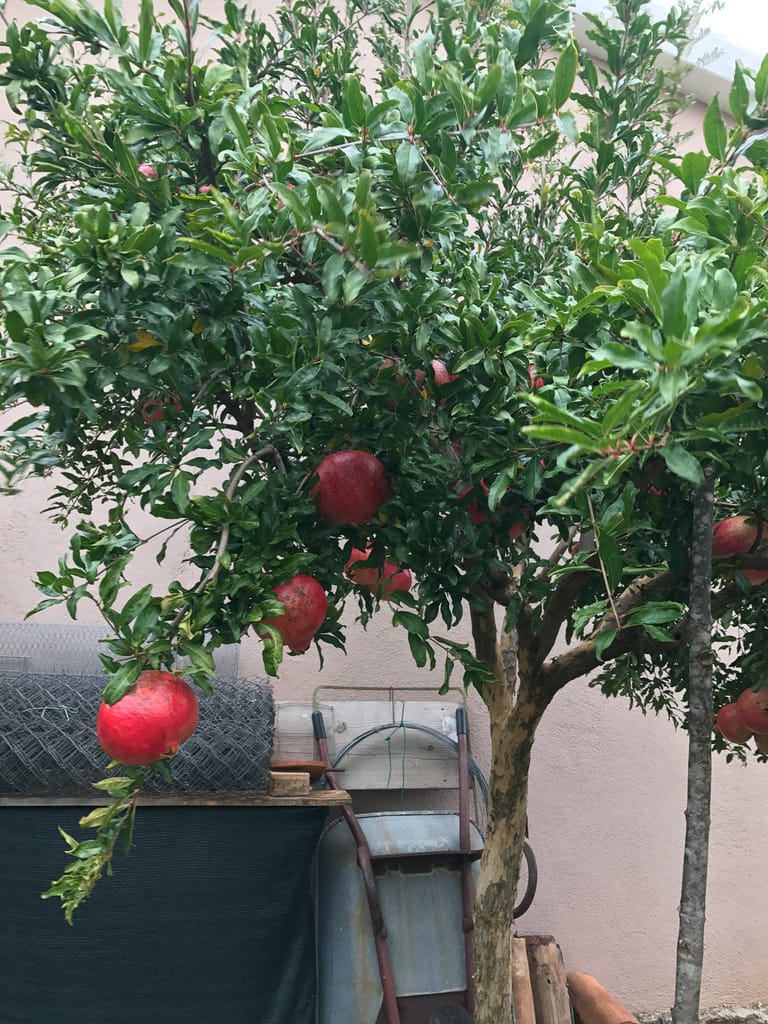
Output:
313,710,537,1024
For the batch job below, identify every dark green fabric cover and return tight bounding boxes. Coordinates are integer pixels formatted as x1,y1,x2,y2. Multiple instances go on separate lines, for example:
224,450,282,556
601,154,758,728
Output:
1,805,325,1024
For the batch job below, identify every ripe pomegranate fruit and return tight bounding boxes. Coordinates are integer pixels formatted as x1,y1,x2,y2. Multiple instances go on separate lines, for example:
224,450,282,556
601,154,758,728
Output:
141,394,182,425
712,515,768,585
262,574,328,653
432,358,458,389
345,546,413,599
311,450,389,526
715,702,753,744
736,685,768,735
96,670,199,766
138,163,158,180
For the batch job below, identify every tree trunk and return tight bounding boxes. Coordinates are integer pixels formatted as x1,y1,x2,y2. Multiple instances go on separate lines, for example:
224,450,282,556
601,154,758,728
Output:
671,469,714,1024
473,660,547,1024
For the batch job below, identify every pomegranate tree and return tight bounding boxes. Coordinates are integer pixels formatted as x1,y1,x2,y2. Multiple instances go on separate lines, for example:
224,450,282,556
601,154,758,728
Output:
96,670,199,766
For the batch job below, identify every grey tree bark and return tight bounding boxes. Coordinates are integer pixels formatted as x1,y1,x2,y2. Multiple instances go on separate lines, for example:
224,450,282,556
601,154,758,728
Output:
672,468,715,1024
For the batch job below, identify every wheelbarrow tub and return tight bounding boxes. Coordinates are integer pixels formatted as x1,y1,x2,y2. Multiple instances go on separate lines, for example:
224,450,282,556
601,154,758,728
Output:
315,811,482,1024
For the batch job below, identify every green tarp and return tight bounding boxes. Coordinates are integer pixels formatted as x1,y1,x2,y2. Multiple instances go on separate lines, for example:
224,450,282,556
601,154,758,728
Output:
1,805,325,1024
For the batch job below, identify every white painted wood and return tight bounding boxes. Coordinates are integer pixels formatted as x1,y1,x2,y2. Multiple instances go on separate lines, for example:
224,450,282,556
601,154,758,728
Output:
274,699,467,790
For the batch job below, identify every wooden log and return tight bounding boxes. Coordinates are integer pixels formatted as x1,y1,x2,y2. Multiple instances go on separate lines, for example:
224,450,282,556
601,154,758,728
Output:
510,936,536,1024
566,973,638,1024
268,770,310,796
525,935,571,1024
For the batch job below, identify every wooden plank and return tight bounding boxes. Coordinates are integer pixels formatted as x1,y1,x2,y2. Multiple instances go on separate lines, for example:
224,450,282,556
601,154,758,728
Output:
0,790,351,808
274,699,465,790
525,935,571,1024
268,771,310,796
510,935,536,1024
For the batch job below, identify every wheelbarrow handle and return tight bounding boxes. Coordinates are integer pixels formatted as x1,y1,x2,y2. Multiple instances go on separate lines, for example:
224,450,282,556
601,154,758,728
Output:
311,710,327,741
455,706,467,736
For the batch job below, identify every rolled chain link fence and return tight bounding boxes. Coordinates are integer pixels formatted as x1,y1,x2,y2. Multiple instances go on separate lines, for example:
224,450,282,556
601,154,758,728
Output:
0,622,274,795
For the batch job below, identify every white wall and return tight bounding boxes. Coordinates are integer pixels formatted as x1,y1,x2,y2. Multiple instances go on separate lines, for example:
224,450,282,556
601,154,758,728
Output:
1,2,768,1014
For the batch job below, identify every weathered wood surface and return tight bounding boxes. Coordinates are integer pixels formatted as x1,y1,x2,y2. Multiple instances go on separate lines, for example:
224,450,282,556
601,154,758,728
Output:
268,770,310,796
0,789,351,807
274,699,465,790
510,935,536,1024
525,935,571,1024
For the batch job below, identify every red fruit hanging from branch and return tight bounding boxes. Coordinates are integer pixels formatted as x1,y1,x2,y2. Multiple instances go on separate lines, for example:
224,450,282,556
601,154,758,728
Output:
311,450,389,525
262,574,328,653
345,546,413,599
712,514,768,585
736,685,768,735
96,670,199,766
715,702,753,744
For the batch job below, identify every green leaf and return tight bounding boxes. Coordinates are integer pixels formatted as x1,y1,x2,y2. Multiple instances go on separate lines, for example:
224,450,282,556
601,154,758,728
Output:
625,601,685,627
408,631,429,668
392,610,429,639
101,661,143,705
550,39,578,111
438,656,454,696
342,75,366,128
259,625,284,677
755,52,768,106
594,628,617,661
729,63,749,123
658,445,704,485
396,140,421,186
703,96,727,161
596,531,623,591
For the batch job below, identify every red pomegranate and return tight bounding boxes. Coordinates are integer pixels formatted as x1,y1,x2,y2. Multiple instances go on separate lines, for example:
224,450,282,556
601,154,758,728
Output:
345,546,413,599
712,515,768,585
138,163,158,180
311,450,389,526
96,670,199,766
736,685,768,735
262,574,328,653
432,358,458,387
715,702,753,744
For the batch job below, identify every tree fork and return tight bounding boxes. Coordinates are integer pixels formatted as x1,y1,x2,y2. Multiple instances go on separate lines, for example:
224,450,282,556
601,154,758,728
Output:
471,601,552,1024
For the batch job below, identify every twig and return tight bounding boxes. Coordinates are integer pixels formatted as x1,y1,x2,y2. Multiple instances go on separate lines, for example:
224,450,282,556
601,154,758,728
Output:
169,446,285,630
535,527,578,581
412,140,456,202
313,227,374,280
587,493,622,630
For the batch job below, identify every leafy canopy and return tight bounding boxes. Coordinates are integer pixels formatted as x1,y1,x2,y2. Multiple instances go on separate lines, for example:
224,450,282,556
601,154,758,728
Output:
2,0,768,734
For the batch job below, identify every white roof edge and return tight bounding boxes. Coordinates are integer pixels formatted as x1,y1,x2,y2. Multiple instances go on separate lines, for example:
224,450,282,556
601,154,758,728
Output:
573,10,735,113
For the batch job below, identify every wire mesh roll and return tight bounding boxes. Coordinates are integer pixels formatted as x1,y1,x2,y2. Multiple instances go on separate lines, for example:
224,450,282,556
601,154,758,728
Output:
0,672,274,795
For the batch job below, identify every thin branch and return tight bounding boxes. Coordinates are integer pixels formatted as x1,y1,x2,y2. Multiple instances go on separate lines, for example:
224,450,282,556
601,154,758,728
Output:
169,446,285,631
535,527,578,582
587,493,622,629
313,226,374,279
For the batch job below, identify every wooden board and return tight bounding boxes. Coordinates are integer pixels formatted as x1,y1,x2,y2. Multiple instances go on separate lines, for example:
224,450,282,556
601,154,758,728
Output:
268,771,310,796
0,789,351,808
525,935,572,1024
274,699,466,790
